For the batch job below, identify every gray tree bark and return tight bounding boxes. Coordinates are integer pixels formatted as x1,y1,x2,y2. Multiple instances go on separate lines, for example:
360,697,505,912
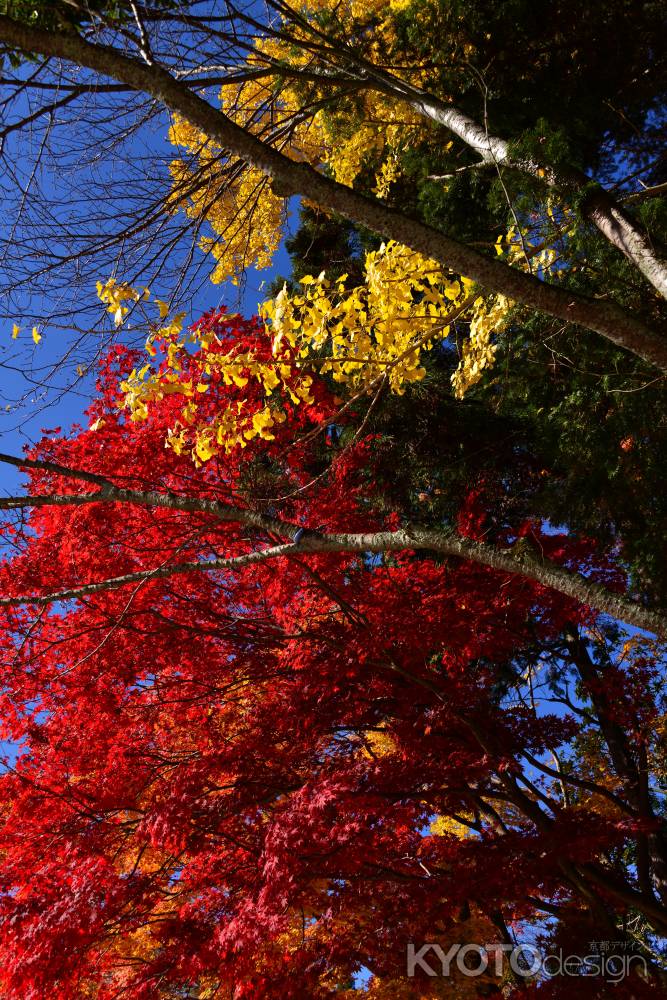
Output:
0,461,664,635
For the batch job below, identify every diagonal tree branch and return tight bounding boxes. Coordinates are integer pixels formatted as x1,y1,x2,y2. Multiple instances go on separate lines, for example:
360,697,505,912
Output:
264,0,667,300
1,475,665,636
0,16,666,370
0,488,291,537
0,451,298,537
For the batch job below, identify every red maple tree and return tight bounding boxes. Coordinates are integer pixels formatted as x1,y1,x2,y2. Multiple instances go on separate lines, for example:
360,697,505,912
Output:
0,311,664,998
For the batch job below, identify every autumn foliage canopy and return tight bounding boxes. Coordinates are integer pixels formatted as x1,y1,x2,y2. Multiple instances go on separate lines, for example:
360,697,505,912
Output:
0,311,664,998
0,0,666,994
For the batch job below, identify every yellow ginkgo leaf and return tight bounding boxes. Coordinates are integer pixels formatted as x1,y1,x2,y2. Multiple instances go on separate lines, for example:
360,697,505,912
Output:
195,434,217,462
32,327,42,345
11,323,19,340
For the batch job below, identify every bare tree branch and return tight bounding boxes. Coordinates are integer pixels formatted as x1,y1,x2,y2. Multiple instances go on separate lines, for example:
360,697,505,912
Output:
622,182,667,205
0,458,664,635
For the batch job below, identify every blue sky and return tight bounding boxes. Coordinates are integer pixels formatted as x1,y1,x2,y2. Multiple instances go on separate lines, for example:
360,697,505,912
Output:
0,75,296,494
0,241,292,490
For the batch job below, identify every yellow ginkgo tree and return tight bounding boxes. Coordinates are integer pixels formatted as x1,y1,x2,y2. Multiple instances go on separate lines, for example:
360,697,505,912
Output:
104,235,517,465
166,0,429,286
